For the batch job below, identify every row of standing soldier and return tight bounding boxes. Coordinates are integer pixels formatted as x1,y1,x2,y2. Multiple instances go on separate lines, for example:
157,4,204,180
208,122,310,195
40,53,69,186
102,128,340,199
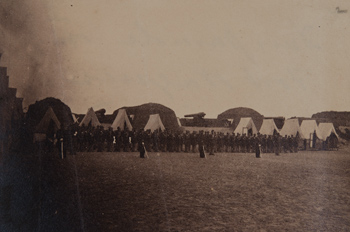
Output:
50,124,299,156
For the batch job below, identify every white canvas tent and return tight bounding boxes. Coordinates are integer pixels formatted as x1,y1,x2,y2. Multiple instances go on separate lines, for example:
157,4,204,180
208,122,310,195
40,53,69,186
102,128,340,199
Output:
259,119,279,135
299,120,321,148
317,123,339,141
111,109,133,131
144,114,165,132
279,118,301,137
300,120,320,140
234,117,258,135
34,107,61,142
36,107,61,133
79,107,101,127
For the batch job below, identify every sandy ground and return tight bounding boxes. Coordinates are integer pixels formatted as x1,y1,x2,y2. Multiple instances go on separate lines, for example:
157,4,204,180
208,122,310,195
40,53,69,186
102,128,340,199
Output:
75,150,350,232
1,149,350,231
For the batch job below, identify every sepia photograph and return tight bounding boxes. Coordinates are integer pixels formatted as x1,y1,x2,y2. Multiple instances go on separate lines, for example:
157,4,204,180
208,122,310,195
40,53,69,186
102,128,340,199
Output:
1,0,350,231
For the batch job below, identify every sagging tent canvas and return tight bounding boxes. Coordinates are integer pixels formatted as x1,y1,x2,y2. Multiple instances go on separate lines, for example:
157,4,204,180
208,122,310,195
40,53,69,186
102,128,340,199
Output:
36,107,61,133
34,107,61,142
79,107,101,127
316,123,339,149
259,119,279,135
300,120,321,139
144,114,165,132
300,120,321,148
279,118,301,137
233,117,258,135
317,123,339,141
111,109,133,131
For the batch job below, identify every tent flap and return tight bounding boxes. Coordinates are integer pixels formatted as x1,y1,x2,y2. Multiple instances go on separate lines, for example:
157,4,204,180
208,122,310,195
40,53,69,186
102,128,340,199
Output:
79,107,101,127
35,107,61,133
279,119,301,137
317,123,339,141
259,119,279,135
234,117,258,135
144,114,165,132
300,120,321,140
111,109,133,131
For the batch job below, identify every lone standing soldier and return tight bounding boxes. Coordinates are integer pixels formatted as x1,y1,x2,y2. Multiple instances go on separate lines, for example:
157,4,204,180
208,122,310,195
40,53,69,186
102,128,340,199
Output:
293,135,299,153
255,134,261,158
198,131,206,158
274,134,281,156
137,129,145,158
140,142,146,158
56,126,66,159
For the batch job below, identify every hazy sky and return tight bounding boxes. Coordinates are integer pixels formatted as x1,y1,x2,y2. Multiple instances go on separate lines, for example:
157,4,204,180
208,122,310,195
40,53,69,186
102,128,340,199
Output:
1,0,349,118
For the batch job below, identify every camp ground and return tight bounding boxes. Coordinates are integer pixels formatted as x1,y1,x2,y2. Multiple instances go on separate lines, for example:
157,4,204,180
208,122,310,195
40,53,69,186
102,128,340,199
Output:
259,119,279,136
79,107,101,128
34,107,61,142
233,117,258,135
111,109,133,131
4,101,350,232
279,118,301,137
2,2,350,231
144,114,165,132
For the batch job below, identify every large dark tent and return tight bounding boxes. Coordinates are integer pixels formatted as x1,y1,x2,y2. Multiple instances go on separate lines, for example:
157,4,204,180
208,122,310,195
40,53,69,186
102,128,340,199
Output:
25,97,74,132
35,107,61,134
112,103,179,131
217,107,264,130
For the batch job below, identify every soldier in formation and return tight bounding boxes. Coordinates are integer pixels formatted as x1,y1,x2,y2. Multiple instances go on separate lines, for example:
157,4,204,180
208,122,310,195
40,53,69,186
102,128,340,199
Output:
67,126,300,155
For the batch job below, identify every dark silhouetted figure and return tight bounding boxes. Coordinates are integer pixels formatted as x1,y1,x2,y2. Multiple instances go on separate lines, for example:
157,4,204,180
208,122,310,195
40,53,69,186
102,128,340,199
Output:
255,135,261,158
274,134,281,156
198,131,206,158
138,130,145,158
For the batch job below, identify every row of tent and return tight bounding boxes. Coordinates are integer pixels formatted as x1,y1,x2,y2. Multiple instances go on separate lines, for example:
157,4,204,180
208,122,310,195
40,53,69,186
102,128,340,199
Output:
36,107,166,134
78,107,165,132
234,117,338,141
35,107,338,143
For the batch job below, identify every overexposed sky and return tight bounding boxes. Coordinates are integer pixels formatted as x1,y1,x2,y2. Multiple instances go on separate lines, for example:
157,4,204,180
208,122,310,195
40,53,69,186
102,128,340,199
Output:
1,0,350,118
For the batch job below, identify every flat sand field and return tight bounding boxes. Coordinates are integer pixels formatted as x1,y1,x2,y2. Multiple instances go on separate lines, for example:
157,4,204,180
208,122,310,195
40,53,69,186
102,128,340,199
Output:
2,149,350,231
74,150,350,231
